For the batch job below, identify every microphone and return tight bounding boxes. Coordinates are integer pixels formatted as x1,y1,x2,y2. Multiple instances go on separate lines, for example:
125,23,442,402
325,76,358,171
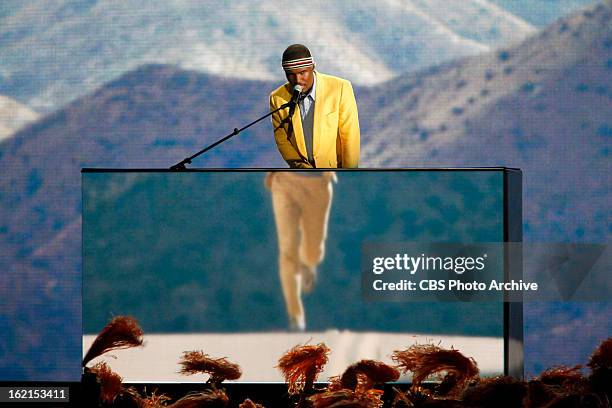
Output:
288,84,303,118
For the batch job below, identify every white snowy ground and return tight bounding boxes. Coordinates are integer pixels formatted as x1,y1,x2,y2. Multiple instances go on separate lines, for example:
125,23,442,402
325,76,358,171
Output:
83,330,503,382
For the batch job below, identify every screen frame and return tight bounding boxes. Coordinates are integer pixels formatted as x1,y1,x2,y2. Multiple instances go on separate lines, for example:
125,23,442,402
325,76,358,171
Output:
81,167,524,379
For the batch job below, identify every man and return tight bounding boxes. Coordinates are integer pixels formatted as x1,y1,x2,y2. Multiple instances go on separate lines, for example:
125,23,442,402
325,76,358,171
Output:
267,44,359,331
269,44,360,168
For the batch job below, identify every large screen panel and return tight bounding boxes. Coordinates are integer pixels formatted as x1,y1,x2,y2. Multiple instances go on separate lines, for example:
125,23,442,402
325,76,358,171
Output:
82,169,519,382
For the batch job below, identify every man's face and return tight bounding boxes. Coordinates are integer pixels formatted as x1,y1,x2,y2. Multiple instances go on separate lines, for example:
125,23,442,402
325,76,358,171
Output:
285,66,315,93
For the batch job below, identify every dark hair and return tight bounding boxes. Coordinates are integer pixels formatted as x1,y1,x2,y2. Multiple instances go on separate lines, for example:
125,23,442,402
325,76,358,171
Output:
282,44,311,62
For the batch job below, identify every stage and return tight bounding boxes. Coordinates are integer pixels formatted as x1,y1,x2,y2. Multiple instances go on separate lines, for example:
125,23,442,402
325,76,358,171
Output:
83,330,502,382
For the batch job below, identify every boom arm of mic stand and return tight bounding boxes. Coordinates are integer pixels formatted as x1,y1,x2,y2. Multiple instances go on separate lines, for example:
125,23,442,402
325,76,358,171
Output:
169,102,294,170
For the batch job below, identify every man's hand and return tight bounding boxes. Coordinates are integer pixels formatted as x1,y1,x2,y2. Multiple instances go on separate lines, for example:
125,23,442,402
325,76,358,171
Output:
288,160,314,169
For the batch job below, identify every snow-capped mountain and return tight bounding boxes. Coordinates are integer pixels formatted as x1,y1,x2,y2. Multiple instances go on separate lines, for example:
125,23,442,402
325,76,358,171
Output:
0,0,539,112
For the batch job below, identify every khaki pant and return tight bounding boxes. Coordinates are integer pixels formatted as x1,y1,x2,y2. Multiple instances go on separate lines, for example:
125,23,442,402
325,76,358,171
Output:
270,172,333,326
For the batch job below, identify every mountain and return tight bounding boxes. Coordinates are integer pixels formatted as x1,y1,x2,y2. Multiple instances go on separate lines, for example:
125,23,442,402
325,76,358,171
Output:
0,95,38,140
0,64,284,268
0,2,610,380
363,1,612,242
0,0,536,112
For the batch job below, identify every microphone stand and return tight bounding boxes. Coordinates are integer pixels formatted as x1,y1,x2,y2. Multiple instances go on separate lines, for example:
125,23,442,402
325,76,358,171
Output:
170,101,294,170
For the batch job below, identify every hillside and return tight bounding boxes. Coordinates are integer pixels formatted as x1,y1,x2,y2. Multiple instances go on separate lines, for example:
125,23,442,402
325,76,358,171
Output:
363,2,611,241
0,95,38,140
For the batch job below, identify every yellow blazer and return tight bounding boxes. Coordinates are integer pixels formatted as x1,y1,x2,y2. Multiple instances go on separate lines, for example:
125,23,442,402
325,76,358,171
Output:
269,72,360,168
